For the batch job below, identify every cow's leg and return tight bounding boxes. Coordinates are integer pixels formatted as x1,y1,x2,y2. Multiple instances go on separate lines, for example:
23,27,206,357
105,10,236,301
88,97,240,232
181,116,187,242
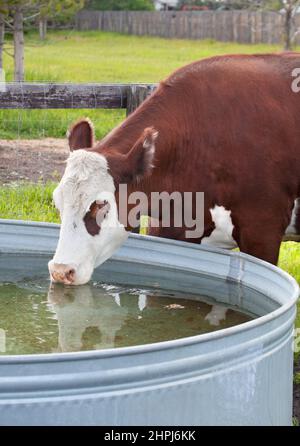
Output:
232,209,286,265
236,228,282,264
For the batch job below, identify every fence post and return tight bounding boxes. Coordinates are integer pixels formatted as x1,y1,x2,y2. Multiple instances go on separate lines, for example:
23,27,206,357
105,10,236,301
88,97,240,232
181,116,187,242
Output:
126,84,156,116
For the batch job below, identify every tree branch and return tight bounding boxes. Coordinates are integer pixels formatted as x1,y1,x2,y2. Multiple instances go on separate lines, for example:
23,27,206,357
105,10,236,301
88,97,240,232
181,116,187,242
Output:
292,0,300,17
3,48,13,58
24,12,41,21
4,19,14,31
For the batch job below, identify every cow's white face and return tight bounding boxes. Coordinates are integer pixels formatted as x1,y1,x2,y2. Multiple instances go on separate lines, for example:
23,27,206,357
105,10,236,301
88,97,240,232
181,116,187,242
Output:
49,118,157,286
49,149,128,285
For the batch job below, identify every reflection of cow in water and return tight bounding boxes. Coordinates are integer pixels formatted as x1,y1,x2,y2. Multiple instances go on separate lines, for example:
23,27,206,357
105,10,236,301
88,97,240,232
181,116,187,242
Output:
47,283,230,353
48,284,128,351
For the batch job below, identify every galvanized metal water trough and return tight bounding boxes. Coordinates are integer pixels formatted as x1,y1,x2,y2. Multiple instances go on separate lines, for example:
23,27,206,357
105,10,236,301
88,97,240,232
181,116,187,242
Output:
0,219,298,426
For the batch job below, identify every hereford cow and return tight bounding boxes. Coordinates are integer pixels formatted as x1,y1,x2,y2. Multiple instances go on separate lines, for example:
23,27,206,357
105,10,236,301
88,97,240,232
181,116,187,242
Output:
49,53,300,285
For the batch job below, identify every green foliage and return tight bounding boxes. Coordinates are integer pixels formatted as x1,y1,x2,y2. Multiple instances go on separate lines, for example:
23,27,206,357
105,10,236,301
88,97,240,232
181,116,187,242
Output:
177,0,283,10
38,0,85,20
0,0,8,15
87,0,154,11
1,0,37,13
0,0,85,19
177,0,222,9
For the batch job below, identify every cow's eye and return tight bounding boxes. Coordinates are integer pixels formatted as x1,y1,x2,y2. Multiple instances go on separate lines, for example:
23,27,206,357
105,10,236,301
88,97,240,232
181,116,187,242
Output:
83,200,110,236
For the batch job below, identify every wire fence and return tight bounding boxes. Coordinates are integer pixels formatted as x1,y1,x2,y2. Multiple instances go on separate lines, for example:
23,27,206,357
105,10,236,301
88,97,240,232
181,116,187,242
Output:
0,82,152,185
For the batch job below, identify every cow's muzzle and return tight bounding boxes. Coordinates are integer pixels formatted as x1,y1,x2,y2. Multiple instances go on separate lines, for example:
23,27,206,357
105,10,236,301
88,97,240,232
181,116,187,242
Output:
49,262,77,285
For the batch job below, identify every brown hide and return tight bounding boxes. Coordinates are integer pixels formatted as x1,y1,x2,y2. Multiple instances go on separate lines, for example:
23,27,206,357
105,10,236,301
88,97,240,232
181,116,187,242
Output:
86,54,300,264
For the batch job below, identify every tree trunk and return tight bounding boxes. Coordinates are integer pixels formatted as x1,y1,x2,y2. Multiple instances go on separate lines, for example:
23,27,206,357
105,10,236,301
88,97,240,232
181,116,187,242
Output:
0,13,4,73
39,17,47,40
13,7,24,82
284,4,293,51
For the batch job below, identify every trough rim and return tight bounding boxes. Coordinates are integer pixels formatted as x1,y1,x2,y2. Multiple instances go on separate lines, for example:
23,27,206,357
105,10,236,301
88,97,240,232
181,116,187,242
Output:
0,218,298,363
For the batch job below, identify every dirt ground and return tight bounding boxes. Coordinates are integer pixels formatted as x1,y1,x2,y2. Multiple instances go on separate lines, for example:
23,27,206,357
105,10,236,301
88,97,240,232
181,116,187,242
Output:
0,138,300,424
0,138,69,184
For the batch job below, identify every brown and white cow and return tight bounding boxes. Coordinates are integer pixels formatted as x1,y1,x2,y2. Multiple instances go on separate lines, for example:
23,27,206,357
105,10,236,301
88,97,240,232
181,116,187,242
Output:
49,53,300,285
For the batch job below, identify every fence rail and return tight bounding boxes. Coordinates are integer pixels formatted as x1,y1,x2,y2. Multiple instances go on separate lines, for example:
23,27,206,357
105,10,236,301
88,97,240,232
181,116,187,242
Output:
0,83,155,114
0,83,126,110
75,10,295,45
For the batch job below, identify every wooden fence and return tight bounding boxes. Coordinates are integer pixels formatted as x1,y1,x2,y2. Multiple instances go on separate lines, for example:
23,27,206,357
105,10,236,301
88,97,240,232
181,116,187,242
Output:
75,10,299,45
0,82,155,115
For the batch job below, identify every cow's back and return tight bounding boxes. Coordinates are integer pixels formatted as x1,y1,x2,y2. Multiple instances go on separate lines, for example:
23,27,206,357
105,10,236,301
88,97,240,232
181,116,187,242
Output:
150,53,300,206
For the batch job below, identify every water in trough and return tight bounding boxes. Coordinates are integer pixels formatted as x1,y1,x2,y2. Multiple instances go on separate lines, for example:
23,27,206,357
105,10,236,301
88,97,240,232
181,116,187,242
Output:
0,277,255,355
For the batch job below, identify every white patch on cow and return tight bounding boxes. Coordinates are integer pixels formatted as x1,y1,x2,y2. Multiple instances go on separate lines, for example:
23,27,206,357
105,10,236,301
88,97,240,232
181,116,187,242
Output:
201,205,237,249
135,130,158,182
49,149,128,285
285,198,300,235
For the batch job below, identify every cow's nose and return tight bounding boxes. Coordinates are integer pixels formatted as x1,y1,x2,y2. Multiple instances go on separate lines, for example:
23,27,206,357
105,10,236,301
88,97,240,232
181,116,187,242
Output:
49,263,76,285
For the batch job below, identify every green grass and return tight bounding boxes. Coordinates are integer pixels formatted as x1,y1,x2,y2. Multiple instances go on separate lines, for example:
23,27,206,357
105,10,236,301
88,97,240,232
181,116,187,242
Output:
279,243,300,336
0,30,292,140
279,243,300,285
3,31,288,83
0,182,59,223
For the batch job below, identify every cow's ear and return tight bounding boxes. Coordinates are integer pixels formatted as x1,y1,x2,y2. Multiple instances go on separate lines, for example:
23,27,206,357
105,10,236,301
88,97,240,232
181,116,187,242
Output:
106,127,158,185
67,118,95,151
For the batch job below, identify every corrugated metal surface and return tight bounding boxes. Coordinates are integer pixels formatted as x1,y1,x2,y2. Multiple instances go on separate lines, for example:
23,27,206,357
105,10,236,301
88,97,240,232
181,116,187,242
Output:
0,219,298,426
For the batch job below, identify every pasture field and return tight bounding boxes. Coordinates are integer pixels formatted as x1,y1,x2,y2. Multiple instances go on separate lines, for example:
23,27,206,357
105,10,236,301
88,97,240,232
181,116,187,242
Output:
0,32,299,392
0,30,289,140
